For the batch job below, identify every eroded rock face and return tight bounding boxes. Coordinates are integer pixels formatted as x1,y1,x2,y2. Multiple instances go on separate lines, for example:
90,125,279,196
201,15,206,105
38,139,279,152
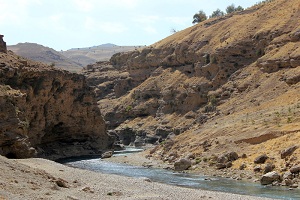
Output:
0,52,111,160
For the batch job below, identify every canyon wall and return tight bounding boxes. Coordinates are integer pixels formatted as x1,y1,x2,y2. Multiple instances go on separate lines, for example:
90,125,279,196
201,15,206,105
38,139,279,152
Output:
0,49,111,160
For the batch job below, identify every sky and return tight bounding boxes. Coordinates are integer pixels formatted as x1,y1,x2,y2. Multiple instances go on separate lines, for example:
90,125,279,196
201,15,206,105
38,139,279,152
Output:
1,0,260,51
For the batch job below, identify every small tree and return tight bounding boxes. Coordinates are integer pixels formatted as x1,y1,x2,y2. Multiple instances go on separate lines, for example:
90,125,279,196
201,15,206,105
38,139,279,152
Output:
210,9,225,18
226,4,244,14
226,4,236,14
235,6,244,12
192,10,207,24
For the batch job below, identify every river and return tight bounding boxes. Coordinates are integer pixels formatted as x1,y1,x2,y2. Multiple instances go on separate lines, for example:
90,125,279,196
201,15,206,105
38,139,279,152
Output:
61,148,300,200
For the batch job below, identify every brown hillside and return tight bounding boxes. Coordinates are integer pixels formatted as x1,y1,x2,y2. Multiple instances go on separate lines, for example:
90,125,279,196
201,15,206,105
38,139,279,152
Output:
83,0,300,183
8,43,82,72
61,44,139,67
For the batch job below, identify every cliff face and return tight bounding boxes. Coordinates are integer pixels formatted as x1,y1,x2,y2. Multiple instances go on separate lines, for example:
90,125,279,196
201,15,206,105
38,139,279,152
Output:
83,0,300,172
0,50,111,160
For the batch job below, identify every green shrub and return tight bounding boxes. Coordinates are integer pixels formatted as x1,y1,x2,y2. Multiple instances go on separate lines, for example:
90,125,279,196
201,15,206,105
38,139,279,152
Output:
125,105,132,112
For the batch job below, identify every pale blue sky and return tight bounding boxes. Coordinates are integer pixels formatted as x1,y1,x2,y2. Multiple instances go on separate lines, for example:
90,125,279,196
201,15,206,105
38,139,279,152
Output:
1,0,260,51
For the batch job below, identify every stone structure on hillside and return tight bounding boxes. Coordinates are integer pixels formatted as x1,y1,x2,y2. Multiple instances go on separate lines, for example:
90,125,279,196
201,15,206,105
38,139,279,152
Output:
0,35,7,53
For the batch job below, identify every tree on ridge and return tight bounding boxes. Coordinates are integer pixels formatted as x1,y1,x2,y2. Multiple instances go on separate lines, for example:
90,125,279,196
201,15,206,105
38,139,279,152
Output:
192,10,207,24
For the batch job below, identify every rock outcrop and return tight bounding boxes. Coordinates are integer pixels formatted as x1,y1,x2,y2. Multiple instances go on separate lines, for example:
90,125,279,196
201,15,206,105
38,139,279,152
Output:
0,35,7,53
0,50,111,160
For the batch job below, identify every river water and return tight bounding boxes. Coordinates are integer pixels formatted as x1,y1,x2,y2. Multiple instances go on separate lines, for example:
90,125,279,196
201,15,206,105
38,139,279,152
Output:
62,148,300,200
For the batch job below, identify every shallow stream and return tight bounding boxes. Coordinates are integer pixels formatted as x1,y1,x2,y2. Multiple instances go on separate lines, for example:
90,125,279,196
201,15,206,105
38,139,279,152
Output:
62,148,300,200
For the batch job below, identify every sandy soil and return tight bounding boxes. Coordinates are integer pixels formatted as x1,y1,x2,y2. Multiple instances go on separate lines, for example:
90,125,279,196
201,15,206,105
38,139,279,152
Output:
0,155,274,200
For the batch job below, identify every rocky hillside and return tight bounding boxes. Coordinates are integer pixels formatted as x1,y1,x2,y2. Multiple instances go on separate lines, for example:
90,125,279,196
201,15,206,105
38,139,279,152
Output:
0,40,111,160
61,44,139,67
8,43,82,72
83,0,300,183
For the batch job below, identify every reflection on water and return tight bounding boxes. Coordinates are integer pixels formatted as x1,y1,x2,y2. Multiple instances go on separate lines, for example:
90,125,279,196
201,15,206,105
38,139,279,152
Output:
64,158,300,200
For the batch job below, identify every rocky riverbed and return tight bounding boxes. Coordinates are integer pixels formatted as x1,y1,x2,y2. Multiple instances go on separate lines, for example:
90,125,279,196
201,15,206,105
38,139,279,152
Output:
0,155,274,200
105,147,300,191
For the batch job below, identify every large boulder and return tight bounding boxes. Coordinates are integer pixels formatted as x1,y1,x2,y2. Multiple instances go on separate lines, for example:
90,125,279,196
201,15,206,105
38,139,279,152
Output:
260,171,280,185
174,158,192,171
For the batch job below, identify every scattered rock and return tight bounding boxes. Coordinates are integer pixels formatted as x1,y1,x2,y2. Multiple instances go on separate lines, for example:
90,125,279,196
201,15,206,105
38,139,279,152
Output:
216,152,238,169
290,165,300,174
187,153,195,159
216,163,226,169
290,184,298,188
264,163,275,174
239,163,246,170
241,154,247,158
260,171,280,185
254,166,262,173
281,179,293,186
283,171,293,180
225,162,233,168
217,152,238,163
55,178,69,188
101,151,113,159
107,191,122,196
254,154,268,164
82,187,95,193
174,158,192,171
281,145,298,159
139,177,152,182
